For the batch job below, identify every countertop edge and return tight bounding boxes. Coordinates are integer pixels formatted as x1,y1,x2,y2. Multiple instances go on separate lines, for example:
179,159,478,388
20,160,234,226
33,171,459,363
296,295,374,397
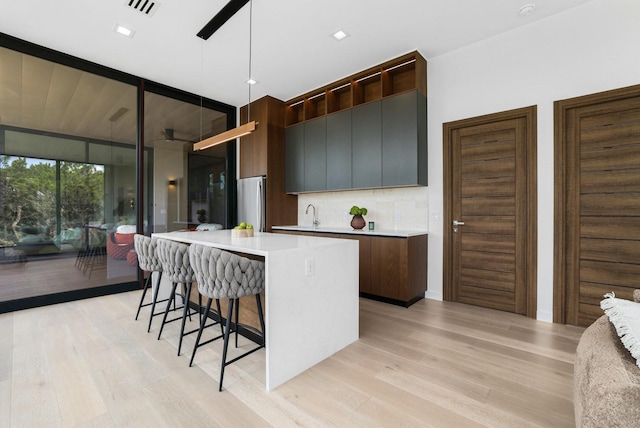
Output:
271,225,428,238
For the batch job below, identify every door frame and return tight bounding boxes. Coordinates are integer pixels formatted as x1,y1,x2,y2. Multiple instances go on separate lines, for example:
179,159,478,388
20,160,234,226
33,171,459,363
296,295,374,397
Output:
443,106,537,318
553,84,640,324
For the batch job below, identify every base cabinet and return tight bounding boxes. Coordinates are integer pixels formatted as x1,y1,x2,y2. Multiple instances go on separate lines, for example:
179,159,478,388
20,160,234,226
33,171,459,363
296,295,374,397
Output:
273,230,427,306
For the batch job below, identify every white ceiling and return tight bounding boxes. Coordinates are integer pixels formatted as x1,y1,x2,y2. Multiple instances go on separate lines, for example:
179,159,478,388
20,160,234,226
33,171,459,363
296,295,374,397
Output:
0,0,594,109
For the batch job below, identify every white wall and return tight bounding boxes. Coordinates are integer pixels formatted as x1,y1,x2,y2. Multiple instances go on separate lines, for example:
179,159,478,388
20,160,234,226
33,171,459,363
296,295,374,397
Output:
426,0,640,321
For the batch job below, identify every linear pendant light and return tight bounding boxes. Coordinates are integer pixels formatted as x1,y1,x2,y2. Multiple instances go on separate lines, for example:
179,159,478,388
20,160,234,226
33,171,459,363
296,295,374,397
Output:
194,0,257,151
193,121,256,150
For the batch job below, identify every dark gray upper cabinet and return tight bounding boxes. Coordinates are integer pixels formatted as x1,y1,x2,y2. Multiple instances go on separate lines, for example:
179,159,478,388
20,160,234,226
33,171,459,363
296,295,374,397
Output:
382,91,428,186
285,124,304,193
352,101,382,189
326,110,352,190
304,117,327,191
284,90,427,193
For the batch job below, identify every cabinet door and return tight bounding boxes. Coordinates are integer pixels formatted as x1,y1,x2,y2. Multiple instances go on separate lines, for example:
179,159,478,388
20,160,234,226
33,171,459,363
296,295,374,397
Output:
285,124,304,193
304,117,327,191
370,236,408,301
352,101,381,188
239,97,269,178
382,91,427,186
326,110,352,190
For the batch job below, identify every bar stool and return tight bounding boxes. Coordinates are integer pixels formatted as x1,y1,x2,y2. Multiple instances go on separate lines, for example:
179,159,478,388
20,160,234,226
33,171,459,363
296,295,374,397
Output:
155,238,202,356
133,234,167,333
188,243,266,391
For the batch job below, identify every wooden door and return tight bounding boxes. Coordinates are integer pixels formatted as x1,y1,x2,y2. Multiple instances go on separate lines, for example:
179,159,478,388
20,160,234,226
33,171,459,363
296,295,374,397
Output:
554,85,640,326
444,106,537,317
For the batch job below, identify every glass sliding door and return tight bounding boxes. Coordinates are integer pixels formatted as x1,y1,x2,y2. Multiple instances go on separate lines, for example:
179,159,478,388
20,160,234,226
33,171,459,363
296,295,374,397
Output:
0,44,139,307
0,38,235,312
143,89,231,234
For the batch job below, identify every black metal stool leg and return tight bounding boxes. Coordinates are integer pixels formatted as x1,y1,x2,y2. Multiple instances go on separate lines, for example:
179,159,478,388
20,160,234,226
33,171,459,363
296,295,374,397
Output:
158,283,178,340
135,273,152,320
189,297,213,367
177,282,193,356
147,271,163,332
216,299,224,336
219,299,235,391
181,283,193,322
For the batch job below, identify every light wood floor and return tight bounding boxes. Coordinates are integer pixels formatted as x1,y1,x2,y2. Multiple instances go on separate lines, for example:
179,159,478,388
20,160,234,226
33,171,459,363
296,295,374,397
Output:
0,292,585,427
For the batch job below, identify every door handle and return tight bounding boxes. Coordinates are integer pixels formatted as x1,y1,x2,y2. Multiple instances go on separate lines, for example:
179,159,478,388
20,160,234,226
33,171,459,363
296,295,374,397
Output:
453,220,465,226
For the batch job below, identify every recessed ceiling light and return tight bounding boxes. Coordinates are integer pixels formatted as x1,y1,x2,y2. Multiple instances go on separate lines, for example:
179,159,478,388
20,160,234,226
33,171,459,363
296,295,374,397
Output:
114,23,135,38
518,4,536,16
332,30,349,41
246,78,258,85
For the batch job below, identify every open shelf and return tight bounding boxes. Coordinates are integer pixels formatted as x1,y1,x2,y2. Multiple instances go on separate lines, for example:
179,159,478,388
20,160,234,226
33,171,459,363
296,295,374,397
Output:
286,100,304,126
353,72,382,106
382,59,417,97
304,92,326,120
327,82,352,114
285,51,426,126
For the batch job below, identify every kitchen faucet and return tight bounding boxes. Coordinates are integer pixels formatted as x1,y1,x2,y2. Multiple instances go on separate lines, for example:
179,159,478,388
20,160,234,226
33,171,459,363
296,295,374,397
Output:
305,204,319,227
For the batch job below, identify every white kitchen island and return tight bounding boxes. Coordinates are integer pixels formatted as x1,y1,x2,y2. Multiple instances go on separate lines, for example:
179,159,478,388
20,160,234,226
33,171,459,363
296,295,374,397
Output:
152,230,359,391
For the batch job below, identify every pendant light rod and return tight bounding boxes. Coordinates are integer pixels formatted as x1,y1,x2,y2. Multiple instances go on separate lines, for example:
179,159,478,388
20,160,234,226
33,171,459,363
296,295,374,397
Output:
194,0,258,152
247,0,253,123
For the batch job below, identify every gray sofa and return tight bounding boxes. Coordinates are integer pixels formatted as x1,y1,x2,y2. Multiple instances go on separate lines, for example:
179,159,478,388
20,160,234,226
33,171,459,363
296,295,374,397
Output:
574,290,640,427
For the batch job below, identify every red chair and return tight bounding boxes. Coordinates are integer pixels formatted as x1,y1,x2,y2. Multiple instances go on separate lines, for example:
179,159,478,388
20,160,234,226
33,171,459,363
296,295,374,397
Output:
107,231,135,260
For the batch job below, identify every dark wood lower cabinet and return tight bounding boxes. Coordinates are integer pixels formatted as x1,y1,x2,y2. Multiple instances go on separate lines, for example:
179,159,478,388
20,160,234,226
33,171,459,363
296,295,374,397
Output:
273,230,427,307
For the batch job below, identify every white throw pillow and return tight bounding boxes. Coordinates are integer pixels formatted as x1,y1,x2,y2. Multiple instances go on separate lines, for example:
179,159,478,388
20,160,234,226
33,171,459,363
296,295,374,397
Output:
116,224,136,234
601,292,640,368
195,223,223,231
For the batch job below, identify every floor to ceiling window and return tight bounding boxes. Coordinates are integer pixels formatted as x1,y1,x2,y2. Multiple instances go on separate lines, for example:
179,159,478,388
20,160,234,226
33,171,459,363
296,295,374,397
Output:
0,37,235,312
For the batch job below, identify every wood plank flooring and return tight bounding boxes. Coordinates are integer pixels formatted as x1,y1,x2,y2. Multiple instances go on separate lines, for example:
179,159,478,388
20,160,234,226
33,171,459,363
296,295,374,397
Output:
0,292,585,427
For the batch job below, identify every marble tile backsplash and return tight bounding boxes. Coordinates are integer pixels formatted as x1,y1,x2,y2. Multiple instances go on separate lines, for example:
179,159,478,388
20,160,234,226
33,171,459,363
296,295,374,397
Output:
297,187,429,231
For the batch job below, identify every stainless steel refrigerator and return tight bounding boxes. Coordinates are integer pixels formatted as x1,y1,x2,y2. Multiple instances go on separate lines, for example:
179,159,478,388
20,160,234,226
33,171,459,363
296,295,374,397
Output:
237,175,266,232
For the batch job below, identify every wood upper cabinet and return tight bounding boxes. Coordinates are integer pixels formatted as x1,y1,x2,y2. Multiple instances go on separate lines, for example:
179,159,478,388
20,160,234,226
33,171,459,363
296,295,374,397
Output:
239,96,280,178
285,51,427,126
239,95,297,230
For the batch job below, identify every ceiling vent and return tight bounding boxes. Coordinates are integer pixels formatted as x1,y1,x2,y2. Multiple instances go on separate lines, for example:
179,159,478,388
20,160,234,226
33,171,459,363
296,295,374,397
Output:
125,0,159,17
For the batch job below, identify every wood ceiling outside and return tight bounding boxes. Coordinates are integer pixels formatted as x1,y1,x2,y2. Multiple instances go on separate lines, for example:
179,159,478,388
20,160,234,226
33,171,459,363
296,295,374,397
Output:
0,46,226,155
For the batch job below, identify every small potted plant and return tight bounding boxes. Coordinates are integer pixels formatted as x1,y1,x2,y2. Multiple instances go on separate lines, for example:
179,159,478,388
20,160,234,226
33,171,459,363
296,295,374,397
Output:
196,209,207,223
349,205,368,230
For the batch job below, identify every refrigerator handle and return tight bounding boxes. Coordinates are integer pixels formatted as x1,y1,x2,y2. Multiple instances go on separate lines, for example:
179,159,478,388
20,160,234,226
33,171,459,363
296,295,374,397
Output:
257,179,264,232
